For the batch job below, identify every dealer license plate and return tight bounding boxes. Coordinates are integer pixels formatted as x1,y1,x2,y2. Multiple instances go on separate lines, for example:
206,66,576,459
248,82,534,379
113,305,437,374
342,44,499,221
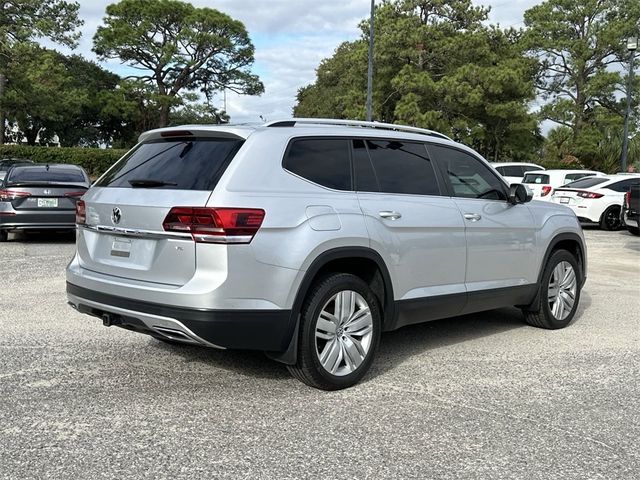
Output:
37,198,58,208
111,237,132,258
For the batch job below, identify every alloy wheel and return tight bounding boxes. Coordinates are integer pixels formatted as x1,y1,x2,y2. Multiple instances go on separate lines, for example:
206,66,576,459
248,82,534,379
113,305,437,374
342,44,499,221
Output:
315,290,373,376
547,261,577,321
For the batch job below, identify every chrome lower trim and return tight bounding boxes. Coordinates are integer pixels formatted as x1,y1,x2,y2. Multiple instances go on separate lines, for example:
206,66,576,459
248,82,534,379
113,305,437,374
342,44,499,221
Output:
67,293,226,349
80,224,191,240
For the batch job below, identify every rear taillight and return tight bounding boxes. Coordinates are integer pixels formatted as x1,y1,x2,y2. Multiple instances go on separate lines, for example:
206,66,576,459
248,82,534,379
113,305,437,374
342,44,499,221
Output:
541,186,553,197
64,191,86,198
577,191,604,199
75,200,86,225
0,189,31,201
624,190,631,207
162,207,265,244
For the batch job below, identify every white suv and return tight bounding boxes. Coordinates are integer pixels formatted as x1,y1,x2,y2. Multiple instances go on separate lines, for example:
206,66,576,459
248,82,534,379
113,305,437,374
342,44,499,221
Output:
66,119,587,390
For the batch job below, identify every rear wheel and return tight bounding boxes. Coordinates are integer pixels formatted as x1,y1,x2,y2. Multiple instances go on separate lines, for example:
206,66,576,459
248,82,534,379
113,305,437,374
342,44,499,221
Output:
523,249,581,329
0,230,7,242
599,206,621,230
287,273,381,390
627,226,640,236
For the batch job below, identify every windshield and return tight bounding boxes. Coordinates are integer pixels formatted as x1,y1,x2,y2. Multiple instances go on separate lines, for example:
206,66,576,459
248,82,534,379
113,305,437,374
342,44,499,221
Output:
96,138,243,190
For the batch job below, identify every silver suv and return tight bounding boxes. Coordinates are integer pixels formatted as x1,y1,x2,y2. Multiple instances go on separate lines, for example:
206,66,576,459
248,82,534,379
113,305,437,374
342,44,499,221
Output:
66,119,587,390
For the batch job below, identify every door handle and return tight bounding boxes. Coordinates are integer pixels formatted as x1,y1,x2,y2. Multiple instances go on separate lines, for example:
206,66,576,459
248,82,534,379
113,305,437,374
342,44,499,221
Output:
379,211,402,220
463,213,482,222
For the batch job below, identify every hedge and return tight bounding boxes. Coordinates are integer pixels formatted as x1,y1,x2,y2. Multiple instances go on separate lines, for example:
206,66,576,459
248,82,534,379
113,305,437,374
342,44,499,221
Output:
0,145,128,177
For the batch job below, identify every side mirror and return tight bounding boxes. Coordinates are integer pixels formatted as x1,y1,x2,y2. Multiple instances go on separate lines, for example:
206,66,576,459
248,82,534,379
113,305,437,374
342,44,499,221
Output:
508,184,532,205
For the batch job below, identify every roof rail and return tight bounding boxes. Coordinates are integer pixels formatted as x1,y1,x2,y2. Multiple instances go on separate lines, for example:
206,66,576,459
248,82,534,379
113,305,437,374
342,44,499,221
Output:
265,118,452,141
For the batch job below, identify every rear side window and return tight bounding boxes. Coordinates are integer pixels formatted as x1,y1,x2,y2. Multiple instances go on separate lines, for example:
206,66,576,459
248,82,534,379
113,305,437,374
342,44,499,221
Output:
7,166,86,183
498,165,524,177
96,138,243,190
284,138,351,190
365,140,440,196
523,173,550,184
429,145,507,201
607,179,640,192
564,177,608,189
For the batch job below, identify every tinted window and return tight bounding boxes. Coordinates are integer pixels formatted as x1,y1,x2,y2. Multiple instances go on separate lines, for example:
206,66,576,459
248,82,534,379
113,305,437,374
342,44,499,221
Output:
607,178,640,192
0,160,33,172
353,139,379,192
7,166,86,183
564,173,595,183
284,138,351,190
523,173,550,184
563,177,608,189
365,140,440,195
499,166,525,177
97,138,243,190
429,145,507,200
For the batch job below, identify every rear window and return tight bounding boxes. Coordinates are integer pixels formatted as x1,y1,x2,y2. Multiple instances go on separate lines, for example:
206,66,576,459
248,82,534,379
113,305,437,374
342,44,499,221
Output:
7,166,86,183
523,173,550,184
564,173,595,183
96,138,243,190
563,177,608,189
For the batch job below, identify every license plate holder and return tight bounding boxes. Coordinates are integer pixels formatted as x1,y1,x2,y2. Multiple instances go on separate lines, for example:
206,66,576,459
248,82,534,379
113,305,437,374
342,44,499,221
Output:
560,197,570,204
37,198,58,208
111,237,132,258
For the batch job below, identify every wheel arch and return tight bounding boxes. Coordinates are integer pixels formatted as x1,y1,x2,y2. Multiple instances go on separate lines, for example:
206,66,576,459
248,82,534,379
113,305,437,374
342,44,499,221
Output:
266,247,395,365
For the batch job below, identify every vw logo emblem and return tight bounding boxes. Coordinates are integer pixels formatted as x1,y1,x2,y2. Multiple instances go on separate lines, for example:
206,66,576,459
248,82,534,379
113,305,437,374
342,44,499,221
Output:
111,207,122,225
43,189,52,195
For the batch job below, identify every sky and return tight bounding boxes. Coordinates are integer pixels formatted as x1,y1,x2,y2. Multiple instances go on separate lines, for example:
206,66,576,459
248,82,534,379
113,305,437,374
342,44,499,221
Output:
44,0,540,123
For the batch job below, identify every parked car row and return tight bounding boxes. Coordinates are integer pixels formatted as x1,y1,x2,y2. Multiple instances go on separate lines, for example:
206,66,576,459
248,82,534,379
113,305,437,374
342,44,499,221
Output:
491,161,640,232
0,161,90,242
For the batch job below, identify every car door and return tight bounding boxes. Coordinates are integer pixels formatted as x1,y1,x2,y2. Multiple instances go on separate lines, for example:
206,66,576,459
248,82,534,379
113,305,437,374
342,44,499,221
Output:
427,144,538,312
353,138,467,327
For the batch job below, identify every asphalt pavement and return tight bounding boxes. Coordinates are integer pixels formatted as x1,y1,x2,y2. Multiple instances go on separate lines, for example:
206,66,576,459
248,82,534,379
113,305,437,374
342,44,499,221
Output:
1,228,639,479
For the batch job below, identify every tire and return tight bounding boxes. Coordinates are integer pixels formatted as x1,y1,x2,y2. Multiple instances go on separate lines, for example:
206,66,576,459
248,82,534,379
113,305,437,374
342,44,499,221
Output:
599,206,621,231
522,249,581,329
287,273,382,390
0,230,7,242
627,226,640,236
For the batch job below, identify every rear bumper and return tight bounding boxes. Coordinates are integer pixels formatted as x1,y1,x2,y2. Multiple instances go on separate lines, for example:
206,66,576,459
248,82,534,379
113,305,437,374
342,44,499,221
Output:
0,210,76,230
623,210,638,228
66,282,295,351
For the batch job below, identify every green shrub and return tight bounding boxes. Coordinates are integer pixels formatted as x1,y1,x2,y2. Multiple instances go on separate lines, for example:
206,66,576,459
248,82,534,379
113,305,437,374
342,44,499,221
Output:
0,145,128,177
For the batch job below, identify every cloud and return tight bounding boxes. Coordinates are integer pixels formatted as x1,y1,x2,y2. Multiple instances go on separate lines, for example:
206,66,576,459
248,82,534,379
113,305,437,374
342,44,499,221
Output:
40,0,538,123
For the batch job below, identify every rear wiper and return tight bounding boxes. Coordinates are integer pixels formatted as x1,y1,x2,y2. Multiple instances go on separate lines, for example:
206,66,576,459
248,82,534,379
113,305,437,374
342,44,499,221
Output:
128,179,178,188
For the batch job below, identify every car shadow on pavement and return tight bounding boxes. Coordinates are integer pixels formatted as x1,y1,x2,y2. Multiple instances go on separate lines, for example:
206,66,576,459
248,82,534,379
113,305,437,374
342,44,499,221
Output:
6,230,76,243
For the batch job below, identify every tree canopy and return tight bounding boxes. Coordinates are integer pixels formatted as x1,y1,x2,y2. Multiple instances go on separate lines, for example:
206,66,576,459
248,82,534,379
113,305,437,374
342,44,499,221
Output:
93,0,264,127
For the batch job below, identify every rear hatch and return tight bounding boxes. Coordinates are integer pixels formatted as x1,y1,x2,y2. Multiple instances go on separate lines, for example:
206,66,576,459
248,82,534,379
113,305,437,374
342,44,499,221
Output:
551,177,609,206
76,134,244,286
522,172,551,198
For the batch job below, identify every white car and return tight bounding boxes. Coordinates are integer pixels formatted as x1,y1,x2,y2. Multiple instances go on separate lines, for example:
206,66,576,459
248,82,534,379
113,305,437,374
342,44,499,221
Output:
522,169,603,200
550,174,640,230
491,162,545,184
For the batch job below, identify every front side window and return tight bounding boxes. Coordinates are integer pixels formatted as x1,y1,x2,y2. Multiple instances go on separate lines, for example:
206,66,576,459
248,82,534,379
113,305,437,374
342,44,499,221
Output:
428,145,507,201
284,138,351,190
364,140,440,196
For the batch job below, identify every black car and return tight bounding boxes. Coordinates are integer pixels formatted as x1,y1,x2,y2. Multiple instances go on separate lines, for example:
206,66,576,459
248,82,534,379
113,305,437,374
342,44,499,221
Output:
0,164,90,241
0,158,34,182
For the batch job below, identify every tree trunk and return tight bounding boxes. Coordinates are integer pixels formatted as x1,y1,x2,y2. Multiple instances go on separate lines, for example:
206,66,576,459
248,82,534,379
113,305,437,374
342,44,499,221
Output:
0,73,6,145
158,104,170,128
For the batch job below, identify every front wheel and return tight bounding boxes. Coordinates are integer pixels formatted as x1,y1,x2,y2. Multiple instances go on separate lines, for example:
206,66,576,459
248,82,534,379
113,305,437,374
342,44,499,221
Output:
523,249,581,329
287,273,382,390
600,206,621,230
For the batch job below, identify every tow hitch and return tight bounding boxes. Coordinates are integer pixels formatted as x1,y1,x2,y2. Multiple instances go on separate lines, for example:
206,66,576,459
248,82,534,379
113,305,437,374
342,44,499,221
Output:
102,313,122,327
